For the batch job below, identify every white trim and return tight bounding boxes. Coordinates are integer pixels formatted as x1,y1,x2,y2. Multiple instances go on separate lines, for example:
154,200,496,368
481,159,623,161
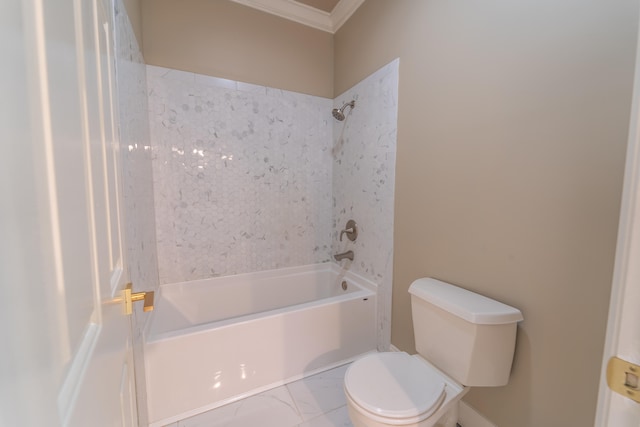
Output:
458,401,497,427
228,0,364,33
389,344,401,352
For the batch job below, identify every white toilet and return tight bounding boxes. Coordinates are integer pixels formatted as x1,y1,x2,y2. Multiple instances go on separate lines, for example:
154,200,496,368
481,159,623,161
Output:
344,278,523,427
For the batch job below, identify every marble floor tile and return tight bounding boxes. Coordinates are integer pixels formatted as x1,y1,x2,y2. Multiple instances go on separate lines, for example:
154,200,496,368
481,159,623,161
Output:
177,385,302,427
287,364,350,421
297,405,353,427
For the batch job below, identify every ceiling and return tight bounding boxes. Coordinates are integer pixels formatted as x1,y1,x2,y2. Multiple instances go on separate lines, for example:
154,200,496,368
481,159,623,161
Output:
228,0,365,33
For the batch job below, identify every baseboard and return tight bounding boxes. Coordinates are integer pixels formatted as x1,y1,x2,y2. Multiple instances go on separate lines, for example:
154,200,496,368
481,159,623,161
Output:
389,344,401,352
458,401,497,427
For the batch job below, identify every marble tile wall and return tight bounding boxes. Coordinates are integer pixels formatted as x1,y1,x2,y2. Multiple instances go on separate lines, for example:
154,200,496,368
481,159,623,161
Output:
147,67,334,284
113,0,158,425
332,60,399,350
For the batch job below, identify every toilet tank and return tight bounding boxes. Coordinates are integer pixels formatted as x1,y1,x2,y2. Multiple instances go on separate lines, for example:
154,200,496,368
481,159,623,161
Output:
409,278,523,387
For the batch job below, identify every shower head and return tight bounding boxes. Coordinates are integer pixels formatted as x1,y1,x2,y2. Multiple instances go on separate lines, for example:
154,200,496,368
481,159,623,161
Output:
332,100,355,121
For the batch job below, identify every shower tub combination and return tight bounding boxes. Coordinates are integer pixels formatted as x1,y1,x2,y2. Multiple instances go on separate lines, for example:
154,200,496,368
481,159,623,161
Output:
144,263,377,426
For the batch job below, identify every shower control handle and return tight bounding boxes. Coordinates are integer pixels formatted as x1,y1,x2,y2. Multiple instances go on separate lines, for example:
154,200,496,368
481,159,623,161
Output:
339,220,358,242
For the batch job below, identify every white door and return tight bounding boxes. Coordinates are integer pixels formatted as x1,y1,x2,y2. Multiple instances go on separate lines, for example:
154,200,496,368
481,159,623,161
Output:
595,10,640,426
0,0,139,426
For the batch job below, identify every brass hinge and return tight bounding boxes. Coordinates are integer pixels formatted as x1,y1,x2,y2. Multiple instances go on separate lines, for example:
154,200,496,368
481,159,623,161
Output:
607,356,640,404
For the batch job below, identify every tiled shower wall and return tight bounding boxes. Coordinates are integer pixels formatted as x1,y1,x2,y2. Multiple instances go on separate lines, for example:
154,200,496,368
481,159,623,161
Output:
147,62,398,350
332,60,399,350
148,61,398,349
147,68,333,284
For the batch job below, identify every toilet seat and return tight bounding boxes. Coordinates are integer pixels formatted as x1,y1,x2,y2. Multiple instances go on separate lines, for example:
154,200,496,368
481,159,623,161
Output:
344,352,447,424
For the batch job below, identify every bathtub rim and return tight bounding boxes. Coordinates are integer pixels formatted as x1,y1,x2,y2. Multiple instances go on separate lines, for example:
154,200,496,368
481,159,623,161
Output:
144,262,377,343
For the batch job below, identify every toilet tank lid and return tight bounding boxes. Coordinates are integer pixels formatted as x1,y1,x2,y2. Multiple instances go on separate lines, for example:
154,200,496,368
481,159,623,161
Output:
409,278,524,325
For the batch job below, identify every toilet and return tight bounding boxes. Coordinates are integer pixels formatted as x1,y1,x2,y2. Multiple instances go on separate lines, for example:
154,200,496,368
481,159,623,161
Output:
344,278,523,427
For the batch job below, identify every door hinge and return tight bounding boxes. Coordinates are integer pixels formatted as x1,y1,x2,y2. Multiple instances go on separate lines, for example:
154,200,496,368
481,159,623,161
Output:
607,356,640,404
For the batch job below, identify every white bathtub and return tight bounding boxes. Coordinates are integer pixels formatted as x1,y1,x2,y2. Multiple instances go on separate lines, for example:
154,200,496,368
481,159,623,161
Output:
144,263,377,426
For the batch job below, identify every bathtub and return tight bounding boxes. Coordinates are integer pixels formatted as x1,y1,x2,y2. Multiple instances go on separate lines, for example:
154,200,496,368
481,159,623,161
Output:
144,263,377,426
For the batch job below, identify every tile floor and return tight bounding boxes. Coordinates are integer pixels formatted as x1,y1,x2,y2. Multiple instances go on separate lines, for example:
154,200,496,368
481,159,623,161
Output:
164,364,354,427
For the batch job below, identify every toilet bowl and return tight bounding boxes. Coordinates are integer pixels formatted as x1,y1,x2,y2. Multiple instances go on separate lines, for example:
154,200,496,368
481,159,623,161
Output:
344,352,467,427
344,278,523,427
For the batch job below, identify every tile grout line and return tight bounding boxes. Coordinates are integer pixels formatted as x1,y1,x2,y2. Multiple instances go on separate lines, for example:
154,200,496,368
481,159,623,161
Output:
283,383,306,425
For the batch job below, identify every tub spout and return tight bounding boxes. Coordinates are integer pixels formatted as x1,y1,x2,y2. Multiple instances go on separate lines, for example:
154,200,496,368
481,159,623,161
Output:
334,250,354,262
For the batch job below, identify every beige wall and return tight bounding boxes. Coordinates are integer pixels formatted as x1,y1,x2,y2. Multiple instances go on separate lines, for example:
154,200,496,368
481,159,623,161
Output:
122,0,143,49
138,0,638,424
140,0,333,98
335,1,638,426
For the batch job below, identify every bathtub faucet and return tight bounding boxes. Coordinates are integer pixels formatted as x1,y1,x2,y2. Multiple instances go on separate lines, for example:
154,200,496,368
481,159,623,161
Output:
334,250,354,262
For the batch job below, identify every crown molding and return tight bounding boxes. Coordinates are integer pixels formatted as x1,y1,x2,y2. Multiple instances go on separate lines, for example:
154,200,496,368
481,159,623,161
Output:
228,0,364,33
330,0,364,32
